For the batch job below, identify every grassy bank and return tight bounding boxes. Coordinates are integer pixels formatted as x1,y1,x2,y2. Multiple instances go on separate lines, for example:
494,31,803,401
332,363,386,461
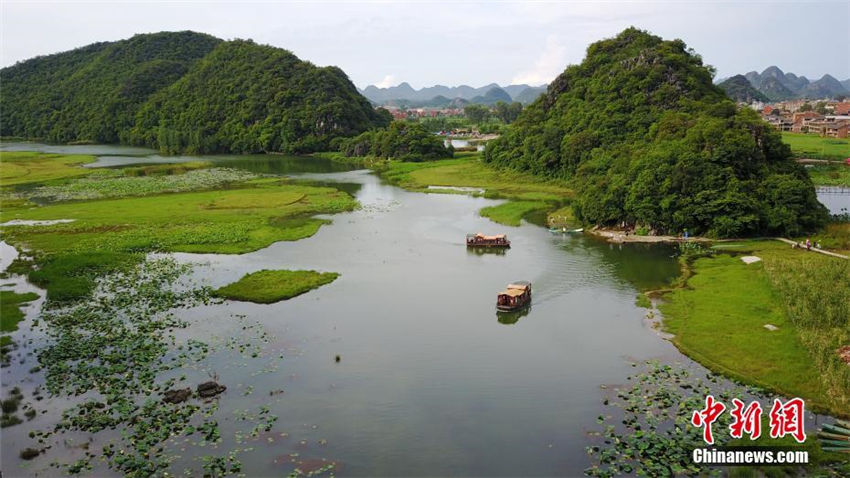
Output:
657,241,849,417
377,152,573,226
806,164,850,187
782,132,849,161
214,269,339,303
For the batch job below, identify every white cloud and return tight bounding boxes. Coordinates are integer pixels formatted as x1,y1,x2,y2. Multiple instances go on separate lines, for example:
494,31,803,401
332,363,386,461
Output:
375,74,397,88
511,35,567,86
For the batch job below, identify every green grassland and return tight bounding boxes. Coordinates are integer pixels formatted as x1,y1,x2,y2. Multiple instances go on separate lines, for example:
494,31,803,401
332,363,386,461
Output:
782,132,850,161
214,269,339,303
0,153,358,302
378,152,572,226
0,151,96,186
658,241,850,417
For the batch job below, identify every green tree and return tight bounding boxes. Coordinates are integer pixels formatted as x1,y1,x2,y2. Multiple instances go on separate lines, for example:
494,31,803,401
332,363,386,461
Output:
464,104,490,125
494,101,523,124
338,121,452,161
483,27,827,238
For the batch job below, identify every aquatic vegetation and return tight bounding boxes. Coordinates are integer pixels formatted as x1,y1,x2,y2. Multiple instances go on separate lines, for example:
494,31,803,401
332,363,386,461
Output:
0,151,95,186
586,362,743,477
0,387,24,428
25,251,139,303
586,362,847,477
17,167,258,202
26,259,223,474
214,269,340,303
0,290,38,332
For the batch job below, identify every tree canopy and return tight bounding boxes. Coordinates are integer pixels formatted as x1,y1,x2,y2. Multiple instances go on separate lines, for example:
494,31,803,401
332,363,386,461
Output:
336,121,453,161
1,32,388,154
484,28,827,237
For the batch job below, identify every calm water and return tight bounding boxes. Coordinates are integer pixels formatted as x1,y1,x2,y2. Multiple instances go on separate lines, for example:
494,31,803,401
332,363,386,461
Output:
163,169,684,476
0,143,819,476
816,187,850,215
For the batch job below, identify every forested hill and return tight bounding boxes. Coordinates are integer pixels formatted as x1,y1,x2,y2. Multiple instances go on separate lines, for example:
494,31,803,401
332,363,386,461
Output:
484,28,827,238
0,32,389,154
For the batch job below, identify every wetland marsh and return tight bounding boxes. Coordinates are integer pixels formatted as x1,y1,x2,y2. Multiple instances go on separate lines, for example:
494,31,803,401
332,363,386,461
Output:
0,143,847,476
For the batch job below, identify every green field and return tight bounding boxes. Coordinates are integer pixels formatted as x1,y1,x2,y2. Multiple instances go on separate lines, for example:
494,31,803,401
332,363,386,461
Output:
214,269,339,303
782,132,850,161
0,151,96,185
658,241,850,417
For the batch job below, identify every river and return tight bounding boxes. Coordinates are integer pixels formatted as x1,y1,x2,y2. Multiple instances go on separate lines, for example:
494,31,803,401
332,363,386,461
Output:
0,142,837,475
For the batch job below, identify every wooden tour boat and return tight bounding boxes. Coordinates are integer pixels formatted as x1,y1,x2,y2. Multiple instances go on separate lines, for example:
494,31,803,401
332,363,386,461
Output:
466,233,510,248
496,281,532,312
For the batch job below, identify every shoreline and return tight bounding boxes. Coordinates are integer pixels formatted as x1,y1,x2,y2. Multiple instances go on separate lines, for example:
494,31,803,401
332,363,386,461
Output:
585,227,713,244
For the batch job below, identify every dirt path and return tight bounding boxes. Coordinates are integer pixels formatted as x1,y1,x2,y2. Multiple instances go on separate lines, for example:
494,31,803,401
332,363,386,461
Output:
774,237,849,259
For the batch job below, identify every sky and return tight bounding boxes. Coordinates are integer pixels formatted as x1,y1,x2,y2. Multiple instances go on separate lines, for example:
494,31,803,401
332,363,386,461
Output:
2,1,848,89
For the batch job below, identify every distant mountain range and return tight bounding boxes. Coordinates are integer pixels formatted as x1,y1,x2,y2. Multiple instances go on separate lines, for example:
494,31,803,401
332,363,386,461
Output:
721,66,849,102
718,75,770,103
359,82,546,106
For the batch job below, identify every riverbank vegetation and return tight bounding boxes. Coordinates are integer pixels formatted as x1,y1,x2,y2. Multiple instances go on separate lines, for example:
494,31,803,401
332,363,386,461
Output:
214,269,339,303
377,152,573,225
656,241,850,417
806,164,850,187
484,28,828,238
782,132,850,161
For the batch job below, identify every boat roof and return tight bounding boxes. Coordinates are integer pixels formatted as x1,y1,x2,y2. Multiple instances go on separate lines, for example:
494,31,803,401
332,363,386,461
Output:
499,289,526,297
507,281,531,290
467,233,507,240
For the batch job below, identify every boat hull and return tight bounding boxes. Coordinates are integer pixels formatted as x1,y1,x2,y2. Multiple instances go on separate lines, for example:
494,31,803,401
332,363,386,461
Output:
496,301,530,312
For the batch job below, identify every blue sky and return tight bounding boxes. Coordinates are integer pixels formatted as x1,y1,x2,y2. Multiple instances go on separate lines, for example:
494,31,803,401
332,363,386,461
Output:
2,1,848,88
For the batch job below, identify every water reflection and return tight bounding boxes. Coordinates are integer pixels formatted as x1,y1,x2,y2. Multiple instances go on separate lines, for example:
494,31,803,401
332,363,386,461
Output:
496,306,531,325
466,246,508,256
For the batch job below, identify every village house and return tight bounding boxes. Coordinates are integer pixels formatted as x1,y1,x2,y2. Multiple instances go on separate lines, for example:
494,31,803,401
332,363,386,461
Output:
806,119,849,138
790,111,824,132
